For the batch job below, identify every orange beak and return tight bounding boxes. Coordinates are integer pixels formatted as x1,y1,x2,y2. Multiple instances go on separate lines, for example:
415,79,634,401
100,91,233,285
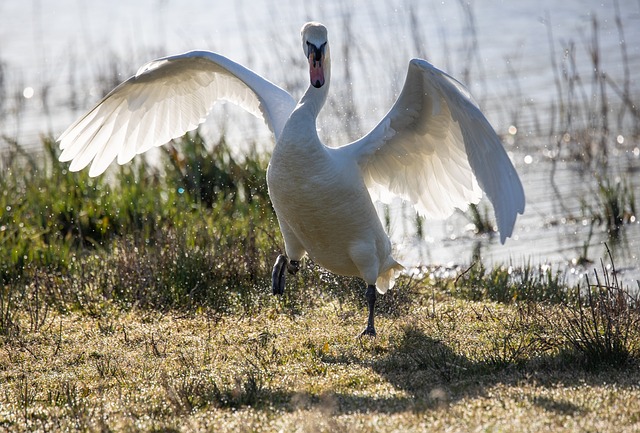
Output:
307,42,326,88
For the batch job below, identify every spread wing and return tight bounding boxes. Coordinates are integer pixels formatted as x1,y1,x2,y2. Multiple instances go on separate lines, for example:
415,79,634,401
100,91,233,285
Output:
58,50,296,176
344,59,525,243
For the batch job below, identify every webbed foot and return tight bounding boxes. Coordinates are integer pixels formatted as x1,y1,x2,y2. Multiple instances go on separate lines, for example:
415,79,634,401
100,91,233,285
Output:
287,260,300,275
359,324,377,338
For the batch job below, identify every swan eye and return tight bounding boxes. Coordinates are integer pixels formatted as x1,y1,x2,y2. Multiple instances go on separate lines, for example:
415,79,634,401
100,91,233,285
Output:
306,41,326,60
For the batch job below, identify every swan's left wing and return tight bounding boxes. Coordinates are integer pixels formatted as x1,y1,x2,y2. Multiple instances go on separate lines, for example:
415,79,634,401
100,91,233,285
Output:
58,50,296,177
344,59,525,243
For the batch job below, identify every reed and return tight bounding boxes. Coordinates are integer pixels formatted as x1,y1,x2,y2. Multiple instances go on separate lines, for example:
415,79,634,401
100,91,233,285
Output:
554,246,640,368
544,4,640,166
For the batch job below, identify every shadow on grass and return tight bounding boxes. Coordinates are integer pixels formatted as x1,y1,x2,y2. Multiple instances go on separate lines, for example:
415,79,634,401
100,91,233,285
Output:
530,395,585,416
367,327,636,415
253,326,638,416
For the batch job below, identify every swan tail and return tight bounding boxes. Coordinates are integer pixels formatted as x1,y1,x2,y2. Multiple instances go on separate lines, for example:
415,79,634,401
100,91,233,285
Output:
375,259,404,294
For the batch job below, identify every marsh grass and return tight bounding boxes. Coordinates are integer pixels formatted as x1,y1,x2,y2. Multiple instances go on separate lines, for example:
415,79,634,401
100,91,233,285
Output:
575,174,637,267
554,247,640,369
451,261,567,304
0,133,278,334
590,175,637,236
463,203,495,238
544,6,640,166
164,130,271,209
539,5,639,263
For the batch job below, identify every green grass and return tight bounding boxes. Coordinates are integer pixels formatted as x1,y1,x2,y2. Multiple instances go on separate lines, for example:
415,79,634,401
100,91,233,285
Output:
587,175,637,236
1,135,640,432
448,260,568,304
0,134,278,307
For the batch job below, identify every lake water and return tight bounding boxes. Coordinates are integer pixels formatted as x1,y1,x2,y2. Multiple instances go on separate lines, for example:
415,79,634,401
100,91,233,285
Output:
1,0,639,287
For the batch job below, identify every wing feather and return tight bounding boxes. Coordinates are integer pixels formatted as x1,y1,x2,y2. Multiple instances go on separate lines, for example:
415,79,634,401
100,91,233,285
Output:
344,59,525,243
58,50,296,176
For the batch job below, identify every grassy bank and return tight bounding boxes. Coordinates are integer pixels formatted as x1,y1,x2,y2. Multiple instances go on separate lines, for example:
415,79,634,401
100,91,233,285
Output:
1,134,639,432
1,289,639,432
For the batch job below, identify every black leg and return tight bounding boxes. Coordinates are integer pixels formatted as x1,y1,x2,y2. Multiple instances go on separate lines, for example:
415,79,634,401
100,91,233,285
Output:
272,254,288,295
272,255,301,295
360,284,377,337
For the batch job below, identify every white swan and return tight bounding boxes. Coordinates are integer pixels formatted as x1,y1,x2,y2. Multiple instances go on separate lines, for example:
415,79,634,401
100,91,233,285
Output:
58,22,525,336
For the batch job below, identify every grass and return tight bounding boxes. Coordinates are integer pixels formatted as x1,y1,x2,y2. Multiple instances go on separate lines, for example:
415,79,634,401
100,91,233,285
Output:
590,175,637,236
554,247,640,369
1,135,640,432
1,277,639,432
462,203,495,239
449,260,568,305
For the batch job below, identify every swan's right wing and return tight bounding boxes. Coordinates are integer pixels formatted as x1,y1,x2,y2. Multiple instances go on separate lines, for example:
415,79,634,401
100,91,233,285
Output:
58,50,296,177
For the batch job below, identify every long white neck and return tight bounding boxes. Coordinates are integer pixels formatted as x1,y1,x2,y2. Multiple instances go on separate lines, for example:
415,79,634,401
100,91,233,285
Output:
297,53,331,121
275,47,331,154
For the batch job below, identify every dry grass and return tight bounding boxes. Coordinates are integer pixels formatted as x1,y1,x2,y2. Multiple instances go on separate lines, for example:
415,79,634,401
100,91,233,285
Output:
1,280,639,433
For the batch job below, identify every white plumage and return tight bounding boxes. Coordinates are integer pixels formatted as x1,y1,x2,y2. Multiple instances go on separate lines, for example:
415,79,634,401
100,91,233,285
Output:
58,22,525,336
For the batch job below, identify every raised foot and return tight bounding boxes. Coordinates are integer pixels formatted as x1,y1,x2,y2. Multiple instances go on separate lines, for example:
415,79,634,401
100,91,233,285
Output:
271,254,288,295
272,255,301,295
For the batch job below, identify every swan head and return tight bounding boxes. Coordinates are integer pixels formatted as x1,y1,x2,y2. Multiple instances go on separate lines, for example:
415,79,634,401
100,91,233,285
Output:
301,22,329,88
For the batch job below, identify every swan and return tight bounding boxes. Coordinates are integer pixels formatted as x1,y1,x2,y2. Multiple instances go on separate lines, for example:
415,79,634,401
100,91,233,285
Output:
58,22,525,337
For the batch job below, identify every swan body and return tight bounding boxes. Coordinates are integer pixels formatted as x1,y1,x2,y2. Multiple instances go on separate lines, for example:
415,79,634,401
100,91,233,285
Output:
58,22,525,336
268,101,400,294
